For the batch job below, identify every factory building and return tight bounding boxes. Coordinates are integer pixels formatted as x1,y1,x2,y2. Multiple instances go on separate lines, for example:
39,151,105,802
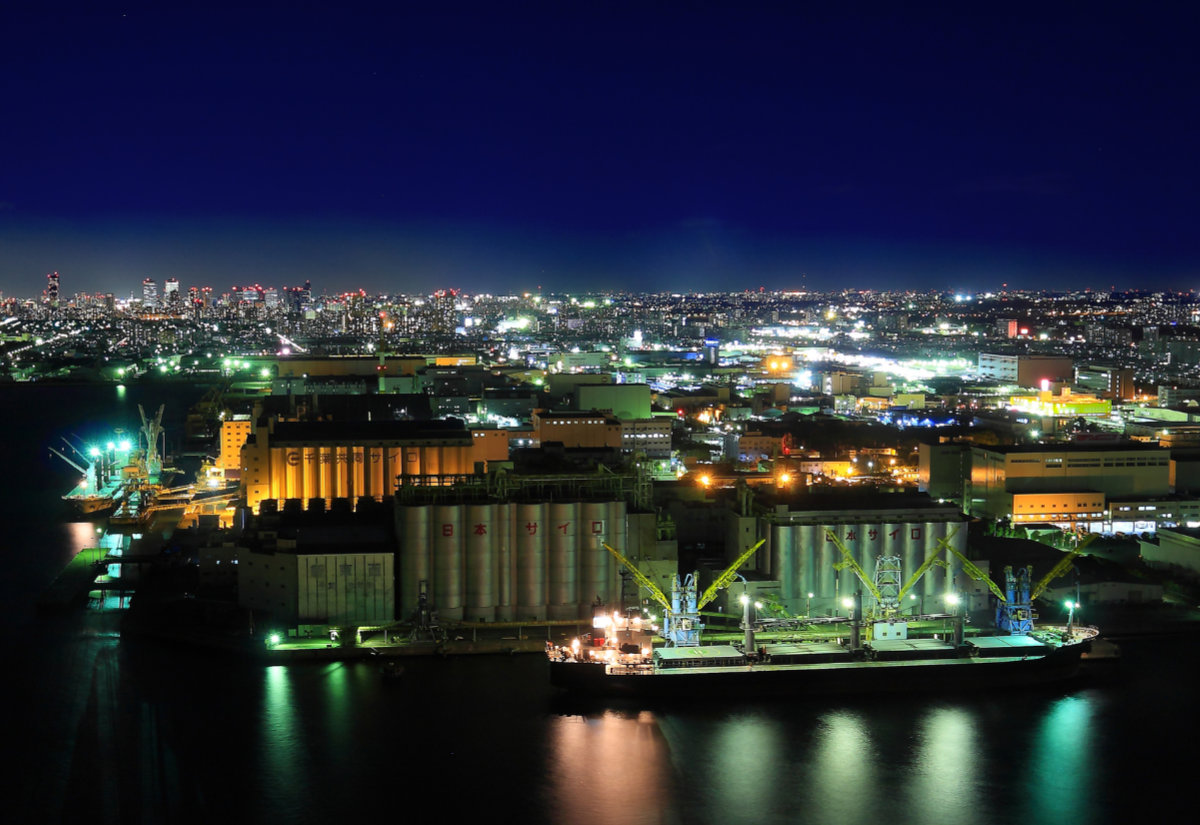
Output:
918,442,969,501
977,353,1073,387
218,414,253,474
532,409,622,449
1075,363,1136,401
620,418,673,458
239,533,396,628
573,383,653,420
967,443,1174,530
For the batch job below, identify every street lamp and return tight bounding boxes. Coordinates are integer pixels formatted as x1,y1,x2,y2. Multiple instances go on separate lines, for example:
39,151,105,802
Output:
1065,600,1079,635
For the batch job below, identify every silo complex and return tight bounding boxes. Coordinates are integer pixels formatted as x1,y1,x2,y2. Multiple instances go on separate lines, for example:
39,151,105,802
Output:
397,499,628,621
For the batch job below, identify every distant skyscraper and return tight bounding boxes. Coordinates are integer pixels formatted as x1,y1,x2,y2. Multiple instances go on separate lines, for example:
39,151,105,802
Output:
45,271,60,307
164,277,180,305
142,277,158,306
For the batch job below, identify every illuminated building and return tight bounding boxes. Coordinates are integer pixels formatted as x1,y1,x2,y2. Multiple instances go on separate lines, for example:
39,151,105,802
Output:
1007,387,1112,418
218,415,253,474
620,418,673,458
45,271,59,307
532,409,622,449
1075,363,1135,401
164,277,180,306
240,419,482,512
141,277,158,307
978,353,1073,387
967,443,1171,528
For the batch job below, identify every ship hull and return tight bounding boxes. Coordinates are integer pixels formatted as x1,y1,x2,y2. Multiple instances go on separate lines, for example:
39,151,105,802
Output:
549,645,1086,698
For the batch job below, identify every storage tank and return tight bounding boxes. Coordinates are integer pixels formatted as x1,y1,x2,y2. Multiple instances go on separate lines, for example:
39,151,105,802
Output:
771,523,797,605
515,502,547,619
815,523,837,607
923,520,946,601
605,501,627,606
433,504,463,621
464,503,496,621
797,523,817,607
397,504,431,618
493,503,513,621
547,502,579,620
579,502,609,616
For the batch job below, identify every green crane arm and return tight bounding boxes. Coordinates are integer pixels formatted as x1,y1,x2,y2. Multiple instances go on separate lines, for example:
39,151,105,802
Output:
897,556,950,600
897,526,961,600
697,539,766,610
602,543,672,613
1031,534,1096,601
941,540,1008,603
824,529,884,603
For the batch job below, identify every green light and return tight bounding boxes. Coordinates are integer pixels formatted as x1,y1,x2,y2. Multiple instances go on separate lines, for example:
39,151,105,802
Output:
269,633,281,646
89,447,100,458
260,368,270,379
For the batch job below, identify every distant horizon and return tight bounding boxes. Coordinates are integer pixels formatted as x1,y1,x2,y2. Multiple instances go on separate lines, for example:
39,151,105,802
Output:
2,214,1193,301
4,4,1199,298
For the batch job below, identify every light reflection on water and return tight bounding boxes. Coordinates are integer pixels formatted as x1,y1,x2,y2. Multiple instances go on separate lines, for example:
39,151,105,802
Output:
547,694,1102,825
548,709,673,825
261,665,313,818
809,710,879,825
1025,695,1098,824
906,707,980,825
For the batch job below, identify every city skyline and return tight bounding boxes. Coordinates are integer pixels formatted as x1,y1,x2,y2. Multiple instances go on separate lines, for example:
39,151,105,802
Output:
3,3,1199,296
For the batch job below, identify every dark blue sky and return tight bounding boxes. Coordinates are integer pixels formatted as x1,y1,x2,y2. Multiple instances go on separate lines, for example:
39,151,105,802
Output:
2,2,1198,298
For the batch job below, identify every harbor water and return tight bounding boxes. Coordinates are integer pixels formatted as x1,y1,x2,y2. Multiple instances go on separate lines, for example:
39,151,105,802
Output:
6,383,1196,824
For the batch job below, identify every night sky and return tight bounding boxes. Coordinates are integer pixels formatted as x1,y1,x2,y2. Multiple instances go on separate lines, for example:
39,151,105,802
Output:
2,2,1198,298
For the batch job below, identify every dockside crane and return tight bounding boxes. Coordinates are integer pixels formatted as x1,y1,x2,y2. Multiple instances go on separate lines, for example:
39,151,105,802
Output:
825,526,964,619
603,539,766,647
1031,533,1095,601
941,532,1095,634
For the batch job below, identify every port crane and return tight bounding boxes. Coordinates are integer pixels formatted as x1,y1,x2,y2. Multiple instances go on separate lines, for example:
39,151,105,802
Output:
827,527,1095,634
823,526,961,619
603,539,766,646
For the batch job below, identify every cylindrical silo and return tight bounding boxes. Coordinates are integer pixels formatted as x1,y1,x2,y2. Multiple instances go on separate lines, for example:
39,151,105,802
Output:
432,504,463,621
464,503,495,622
494,503,514,621
924,521,946,601
605,501,627,607
772,523,796,606
580,502,609,614
515,502,547,619
547,502,579,620
797,523,817,608
397,504,431,618
815,522,837,608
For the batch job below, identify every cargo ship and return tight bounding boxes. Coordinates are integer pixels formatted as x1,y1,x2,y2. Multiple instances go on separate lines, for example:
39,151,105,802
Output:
51,437,134,516
548,615,1097,698
548,539,1099,698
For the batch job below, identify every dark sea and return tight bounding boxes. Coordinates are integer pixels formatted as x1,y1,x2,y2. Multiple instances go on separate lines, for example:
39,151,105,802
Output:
5,383,1194,825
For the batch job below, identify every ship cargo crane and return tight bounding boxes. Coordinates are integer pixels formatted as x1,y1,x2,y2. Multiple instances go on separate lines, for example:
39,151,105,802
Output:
603,539,765,647
941,532,1095,635
1031,533,1095,601
824,527,961,618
